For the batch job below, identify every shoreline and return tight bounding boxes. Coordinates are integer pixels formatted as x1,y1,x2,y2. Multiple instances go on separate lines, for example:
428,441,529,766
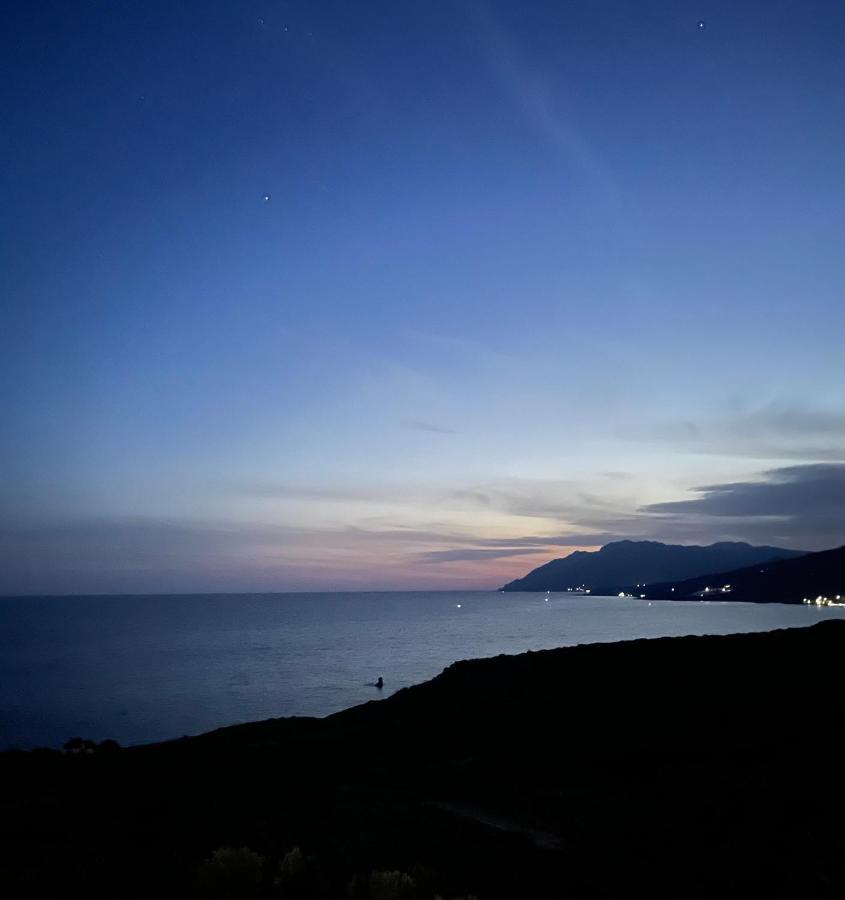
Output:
5,593,844,753
3,620,844,897
6,608,845,753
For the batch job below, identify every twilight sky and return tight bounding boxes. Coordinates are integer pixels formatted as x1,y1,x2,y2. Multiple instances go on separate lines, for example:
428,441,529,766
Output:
1,0,843,594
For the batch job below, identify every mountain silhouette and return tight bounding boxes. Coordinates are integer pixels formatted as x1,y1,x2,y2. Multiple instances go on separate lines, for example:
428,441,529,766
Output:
501,540,805,593
641,545,845,603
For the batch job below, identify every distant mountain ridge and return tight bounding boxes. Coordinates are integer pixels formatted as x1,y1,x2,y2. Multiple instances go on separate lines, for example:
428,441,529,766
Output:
501,540,806,593
640,545,845,604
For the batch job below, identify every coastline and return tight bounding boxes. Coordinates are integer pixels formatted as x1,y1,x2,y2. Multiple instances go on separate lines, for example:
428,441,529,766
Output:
2,620,844,897
7,590,842,751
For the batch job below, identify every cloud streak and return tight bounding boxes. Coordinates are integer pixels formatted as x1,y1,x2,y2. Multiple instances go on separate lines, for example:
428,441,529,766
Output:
3,464,841,595
644,463,845,521
400,419,457,435
471,0,616,197
417,547,542,563
635,403,845,462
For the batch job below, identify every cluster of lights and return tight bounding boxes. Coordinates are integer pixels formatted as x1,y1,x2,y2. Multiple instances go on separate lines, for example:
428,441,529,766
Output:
802,595,844,607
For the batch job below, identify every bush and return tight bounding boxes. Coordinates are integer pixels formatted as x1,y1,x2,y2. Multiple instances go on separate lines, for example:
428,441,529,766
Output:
368,870,417,900
62,737,99,754
275,846,322,898
195,846,265,899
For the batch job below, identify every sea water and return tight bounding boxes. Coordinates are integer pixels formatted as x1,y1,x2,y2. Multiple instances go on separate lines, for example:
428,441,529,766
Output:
1,591,843,749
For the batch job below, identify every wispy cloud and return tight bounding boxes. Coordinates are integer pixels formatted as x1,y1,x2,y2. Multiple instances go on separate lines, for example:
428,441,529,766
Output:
467,532,619,549
439,464,845,553
400,419,457,435
235,482,425,505
0,517,302,595
417,547,543,563
240,484,377,502
4,462,841,594
633,402,845,462
444,479,605,521
470,0,616,197
415,528,621,564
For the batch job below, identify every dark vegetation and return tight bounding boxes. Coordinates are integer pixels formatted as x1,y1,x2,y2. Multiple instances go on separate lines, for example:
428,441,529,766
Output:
501,539,804,593
640,545,845,604
2,621,844,898
62,736,121,754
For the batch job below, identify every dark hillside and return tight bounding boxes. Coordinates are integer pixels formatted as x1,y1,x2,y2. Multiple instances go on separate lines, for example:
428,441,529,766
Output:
2,621,843,898
642,545,845,603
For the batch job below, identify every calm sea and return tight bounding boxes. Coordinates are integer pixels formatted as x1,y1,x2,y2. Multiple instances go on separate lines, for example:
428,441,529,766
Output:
1,591,843,749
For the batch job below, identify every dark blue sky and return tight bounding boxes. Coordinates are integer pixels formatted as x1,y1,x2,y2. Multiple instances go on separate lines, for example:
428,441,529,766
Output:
1,1,843,593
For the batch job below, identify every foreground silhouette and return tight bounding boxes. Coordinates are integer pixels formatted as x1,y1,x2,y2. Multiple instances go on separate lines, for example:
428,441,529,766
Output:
2,621,843,898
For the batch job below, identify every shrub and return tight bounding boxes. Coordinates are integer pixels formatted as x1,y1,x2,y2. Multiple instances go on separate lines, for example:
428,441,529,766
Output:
368,869,417,900
195,846,265,899
275,846,322,898
62,737,99,753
